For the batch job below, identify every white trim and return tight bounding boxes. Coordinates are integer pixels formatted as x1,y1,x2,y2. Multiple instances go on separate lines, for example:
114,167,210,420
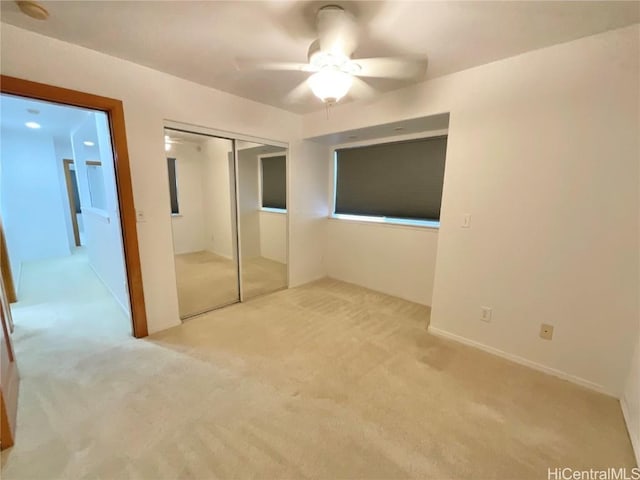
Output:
82,207,110,223
261,207,287,214
621,397,640,466
332,128,449,151
88,262,130,317
427,325,616,397
164,120,288,149
330,213,439,230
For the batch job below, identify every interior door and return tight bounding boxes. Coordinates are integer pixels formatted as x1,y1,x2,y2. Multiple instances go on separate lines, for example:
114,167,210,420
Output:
0,276,19,450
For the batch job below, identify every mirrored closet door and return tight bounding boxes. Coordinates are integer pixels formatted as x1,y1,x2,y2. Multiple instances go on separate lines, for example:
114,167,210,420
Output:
236,141,288,300
165,127,288,320
165,128,240,319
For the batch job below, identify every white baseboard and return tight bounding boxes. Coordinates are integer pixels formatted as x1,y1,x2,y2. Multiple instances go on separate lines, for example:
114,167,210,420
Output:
88,263,131,318
621,397,640,467
427,325,615,397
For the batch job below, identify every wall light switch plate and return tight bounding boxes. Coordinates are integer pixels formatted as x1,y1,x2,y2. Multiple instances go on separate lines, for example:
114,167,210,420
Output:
540,324,554,340
480,306,492,322
136,210,146,223
462,214,471,228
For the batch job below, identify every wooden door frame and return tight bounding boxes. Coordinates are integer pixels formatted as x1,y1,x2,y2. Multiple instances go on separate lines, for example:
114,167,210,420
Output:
0,278,18,450
62,159,81,247
0,75,148,338
0,221,16,305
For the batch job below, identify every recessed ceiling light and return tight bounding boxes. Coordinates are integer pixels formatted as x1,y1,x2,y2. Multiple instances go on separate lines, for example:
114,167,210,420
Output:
25,121,41,129
83,141,95,147
26,108,40,115
16,1,49,20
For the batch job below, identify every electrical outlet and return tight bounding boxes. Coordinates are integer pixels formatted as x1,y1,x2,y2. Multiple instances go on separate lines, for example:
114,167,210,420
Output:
480,306,492,322
540,324,554,340
136,210,146,223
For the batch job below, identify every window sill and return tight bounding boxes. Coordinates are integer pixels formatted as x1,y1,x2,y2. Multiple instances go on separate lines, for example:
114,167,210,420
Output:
82,207,110,224
329,213,439,230
261,207,287,214
171,213,183,217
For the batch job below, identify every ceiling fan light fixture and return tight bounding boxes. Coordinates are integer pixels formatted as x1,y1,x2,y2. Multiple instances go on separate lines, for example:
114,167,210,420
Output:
307,68,352,103
16,1,49,20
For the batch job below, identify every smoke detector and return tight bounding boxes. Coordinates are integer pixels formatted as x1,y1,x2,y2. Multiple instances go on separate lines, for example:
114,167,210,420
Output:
16,1,49,20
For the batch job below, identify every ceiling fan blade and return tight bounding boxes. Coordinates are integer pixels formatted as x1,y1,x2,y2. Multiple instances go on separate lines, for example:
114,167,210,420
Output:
234,59,317,73
317,6,358,58
285,80,312,104
349,77,377,100
352,57,428,80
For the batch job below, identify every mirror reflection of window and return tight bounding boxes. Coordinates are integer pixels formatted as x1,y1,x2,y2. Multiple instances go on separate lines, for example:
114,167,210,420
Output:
167,157,179,215
260,154,286,211
238,144,288,301
86,161,107,210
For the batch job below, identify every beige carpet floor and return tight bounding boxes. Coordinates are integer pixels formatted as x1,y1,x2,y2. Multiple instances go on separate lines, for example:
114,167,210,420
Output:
174,251,286,318
1,253,635,479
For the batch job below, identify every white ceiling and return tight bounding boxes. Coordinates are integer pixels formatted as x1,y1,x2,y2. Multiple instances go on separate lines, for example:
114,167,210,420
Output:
1,1,638,114
0,94,93,138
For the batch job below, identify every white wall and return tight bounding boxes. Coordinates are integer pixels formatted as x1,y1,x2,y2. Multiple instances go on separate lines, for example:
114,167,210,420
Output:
53,135,77,251
71,113,130,313
303,25,640,396
237,147,262,259
202,137,236,260
259,211,287,264
288,140,330,285
622,339,639,465
326,219,438,306
0,129,71,288
169,142,207,254
0,24,316,333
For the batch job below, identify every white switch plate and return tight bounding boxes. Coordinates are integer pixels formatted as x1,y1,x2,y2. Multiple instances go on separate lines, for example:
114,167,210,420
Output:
136,210,146,223
462,214,471,228
480,306,492,322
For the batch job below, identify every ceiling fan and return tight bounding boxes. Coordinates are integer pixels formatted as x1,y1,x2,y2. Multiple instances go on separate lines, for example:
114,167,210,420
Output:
238,5,428,105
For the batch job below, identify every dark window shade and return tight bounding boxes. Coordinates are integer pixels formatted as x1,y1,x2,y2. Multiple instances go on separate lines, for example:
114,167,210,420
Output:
335,136,447,220
261,155,286,209
167,157,179,214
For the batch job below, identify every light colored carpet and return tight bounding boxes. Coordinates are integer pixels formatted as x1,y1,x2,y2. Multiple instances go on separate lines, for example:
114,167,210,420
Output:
174,251,286,318
240,255,287,300
1,253,635,479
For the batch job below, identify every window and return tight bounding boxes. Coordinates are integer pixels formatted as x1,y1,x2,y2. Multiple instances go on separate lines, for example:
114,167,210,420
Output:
334,136,447,224
261,154,286,210
86,161,107,211
167,157,179,215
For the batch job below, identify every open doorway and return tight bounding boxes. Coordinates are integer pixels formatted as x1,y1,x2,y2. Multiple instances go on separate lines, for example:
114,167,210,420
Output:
0,93,133,335
0,76,147,339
